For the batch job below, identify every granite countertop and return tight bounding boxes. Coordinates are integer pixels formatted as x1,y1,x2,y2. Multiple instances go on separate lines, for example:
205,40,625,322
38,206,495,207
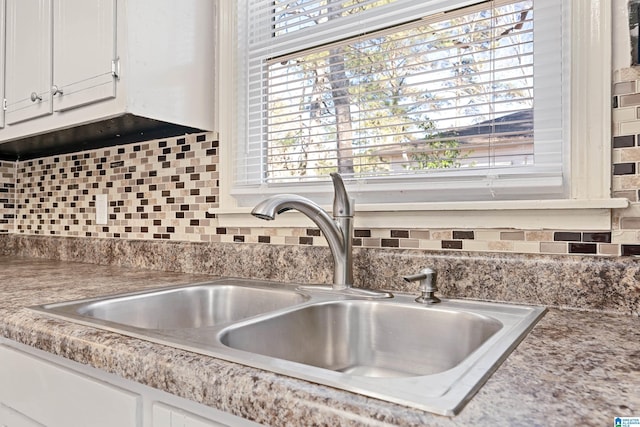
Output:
0,256,638,426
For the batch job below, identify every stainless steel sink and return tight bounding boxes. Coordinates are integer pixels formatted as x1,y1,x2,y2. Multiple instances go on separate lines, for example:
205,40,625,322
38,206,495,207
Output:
78,283,308,329
220,300,502,377
30,278,546,416
37,280,310,330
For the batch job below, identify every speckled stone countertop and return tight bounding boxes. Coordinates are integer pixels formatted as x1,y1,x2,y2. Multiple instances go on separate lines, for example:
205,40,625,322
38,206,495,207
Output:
1,256,639,426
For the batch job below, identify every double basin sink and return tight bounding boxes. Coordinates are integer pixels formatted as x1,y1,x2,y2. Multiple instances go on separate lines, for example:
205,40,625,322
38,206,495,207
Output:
31,278,546,416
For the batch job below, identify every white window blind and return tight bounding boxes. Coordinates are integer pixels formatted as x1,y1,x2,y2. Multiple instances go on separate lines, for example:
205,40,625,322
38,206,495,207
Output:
234,0,567,204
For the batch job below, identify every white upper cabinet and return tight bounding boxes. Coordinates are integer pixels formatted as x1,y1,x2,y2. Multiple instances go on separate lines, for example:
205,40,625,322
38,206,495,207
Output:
5,0,53,125
52,0,117,112
4,0,117,124
0,0,216,150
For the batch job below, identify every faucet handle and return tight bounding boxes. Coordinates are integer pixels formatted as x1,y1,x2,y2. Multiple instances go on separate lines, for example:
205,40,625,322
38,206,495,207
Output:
403,268,441,304
330,173,354,217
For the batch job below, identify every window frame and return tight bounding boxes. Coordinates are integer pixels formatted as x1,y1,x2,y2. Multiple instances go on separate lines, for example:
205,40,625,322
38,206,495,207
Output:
213,0,628,230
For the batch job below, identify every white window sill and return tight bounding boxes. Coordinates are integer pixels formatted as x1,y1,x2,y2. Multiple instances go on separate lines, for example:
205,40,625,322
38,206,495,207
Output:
209,198,629,230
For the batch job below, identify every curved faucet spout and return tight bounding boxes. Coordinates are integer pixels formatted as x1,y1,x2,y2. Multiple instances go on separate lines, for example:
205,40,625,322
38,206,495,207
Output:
251,194,344,256
250,174,391,297
251,194,324,220
251,193,351,288
251,176,353,289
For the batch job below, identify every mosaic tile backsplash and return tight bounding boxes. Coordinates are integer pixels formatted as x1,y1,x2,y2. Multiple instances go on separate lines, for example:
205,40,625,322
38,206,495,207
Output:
0,69,640,257
13,134,219,241
0,161,14,234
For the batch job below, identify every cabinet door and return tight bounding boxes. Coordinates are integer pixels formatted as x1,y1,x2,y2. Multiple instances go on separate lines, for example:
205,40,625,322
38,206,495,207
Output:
152,403,230,427
0,404,44,427
4,0,52,125
52,0,116,112
0,345,140,427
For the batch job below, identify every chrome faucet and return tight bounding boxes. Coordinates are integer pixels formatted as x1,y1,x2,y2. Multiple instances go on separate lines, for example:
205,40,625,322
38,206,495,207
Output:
251,173,391,298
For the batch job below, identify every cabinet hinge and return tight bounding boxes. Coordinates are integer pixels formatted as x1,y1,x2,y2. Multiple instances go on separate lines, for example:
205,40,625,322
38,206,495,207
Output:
111,58,120,79
2,99,6,111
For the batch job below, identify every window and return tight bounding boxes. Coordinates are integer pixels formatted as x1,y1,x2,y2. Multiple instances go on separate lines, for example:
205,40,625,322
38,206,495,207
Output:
233,0,566,205
216,1,621,230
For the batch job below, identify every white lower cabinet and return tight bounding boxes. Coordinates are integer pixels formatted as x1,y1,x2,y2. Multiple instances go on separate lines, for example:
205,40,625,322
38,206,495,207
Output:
0,404,44,427
0,344,139,427
0,342,260,427
152,403,228,427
